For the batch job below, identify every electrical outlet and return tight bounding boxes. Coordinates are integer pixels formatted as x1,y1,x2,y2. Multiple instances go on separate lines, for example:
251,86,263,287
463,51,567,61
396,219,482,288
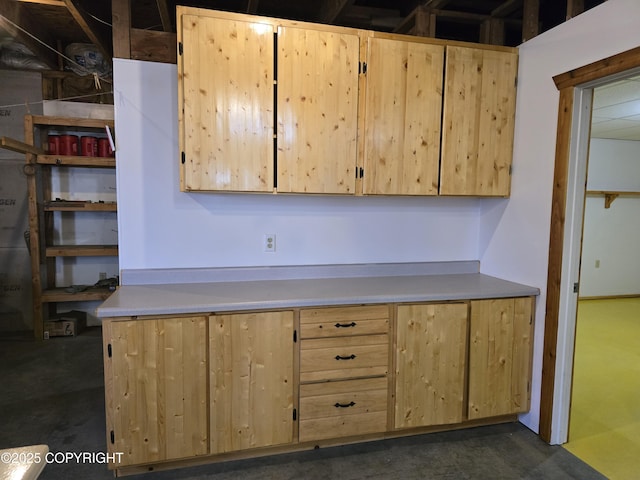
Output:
264,234,276,253
99,272,107,280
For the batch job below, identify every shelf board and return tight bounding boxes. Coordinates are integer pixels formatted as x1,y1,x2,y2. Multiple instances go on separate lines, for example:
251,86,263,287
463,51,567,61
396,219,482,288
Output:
30,115,115,129
45,245,118,257
41,287,115,303
44,201,117,212
37,155,115,167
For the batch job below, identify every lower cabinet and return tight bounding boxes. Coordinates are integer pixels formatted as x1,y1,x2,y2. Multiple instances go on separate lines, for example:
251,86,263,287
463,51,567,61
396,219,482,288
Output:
394,303,468,428
103,297,534,473
468,297,534,419
209,311,295,453
104,316,209,467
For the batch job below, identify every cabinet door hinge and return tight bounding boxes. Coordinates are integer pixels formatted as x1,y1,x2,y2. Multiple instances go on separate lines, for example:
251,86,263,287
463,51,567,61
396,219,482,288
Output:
107,343,112,358
355,167,364,179
179,42,183,56
509,164,513,175
110,430,115,444
293,408,297,421
181,152,186,164
573,282,579,293
293,329,297,343
359,62,367,75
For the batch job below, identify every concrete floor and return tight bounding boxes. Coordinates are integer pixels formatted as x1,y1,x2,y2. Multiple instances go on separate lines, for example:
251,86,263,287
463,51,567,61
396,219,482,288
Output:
0,328,606,480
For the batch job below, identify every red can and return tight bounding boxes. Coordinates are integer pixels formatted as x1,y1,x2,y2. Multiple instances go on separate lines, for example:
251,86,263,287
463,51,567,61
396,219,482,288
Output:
97,138,114,157
48,135,60,154
59,135,79,155
80,136,98,156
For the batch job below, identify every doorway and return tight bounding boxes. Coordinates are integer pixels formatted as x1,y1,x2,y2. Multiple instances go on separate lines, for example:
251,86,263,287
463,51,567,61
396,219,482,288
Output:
561,75,640,479
539,46,640,446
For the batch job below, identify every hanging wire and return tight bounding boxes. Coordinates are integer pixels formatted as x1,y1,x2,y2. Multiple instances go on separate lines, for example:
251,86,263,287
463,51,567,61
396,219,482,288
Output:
0,92,114,110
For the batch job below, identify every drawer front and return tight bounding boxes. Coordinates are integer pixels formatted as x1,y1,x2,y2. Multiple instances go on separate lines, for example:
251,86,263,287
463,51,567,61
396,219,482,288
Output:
300,335,388,382
300,377,388,420
300,305,389,339
299,412,387,443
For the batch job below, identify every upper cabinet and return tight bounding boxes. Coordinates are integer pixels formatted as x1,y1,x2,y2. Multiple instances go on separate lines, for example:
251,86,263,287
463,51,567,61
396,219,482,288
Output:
277,27,360,194
363,37,443,196
177,7,518,197
179,14,275,192
440,46,518,196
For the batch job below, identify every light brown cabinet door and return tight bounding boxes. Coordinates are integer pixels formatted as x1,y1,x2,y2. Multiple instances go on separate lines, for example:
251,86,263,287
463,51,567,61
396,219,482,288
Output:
468,297,534,420
277,26,359,194
440,46,518,196
179,14,274,192
209,311,294,453
363,38,444,195
394,303,468,428
107,316,208,466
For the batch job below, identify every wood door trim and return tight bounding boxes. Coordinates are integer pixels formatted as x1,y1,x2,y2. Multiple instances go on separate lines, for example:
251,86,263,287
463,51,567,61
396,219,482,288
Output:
540,45,640,443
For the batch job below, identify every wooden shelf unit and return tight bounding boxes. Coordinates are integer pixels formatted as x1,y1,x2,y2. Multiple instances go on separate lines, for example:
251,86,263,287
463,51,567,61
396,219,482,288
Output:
23,114,118,339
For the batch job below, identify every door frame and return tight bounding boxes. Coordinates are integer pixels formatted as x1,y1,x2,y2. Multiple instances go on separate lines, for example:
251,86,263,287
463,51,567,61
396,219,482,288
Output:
539,45,640,443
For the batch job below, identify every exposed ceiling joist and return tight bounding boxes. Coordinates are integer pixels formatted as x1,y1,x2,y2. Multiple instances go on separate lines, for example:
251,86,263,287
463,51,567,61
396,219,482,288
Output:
0,0,58,68
492,0,522,18
156,0,172,31
17,0,65,5
423,0,452,9
63,0,112,60
246,0,259,14
319,0,356,24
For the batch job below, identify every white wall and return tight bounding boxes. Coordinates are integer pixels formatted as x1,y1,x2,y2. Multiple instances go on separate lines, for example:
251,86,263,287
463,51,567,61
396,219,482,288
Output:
113,59,481,271
480,0,640,434
580,138,640,297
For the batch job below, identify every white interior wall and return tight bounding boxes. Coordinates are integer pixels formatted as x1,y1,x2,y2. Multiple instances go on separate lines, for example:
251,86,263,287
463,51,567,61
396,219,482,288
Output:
113,58,481,272
580,138,640,297
480,0,640,435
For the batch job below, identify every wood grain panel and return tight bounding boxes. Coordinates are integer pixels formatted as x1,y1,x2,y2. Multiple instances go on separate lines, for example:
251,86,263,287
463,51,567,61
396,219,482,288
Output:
277,26,359,194
363,37,444,195
109,317,208,466
468,298,533,420
440,46,517,196
210,311,294,454
394,303,468,428
180,15,274,192
299,411,387,442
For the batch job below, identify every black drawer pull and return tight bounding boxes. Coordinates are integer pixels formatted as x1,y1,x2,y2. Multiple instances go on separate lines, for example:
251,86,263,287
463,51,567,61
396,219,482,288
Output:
334,401,356,408
335,354,356,360
335,322,356,328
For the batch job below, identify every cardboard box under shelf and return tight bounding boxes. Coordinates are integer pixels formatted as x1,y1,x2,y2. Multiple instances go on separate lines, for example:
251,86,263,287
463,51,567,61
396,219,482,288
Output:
44,310,87,338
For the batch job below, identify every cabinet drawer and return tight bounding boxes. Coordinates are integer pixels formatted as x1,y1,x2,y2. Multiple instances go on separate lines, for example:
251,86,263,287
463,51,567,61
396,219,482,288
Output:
299,377,388,442
300,377,388,420
300,305,389,339
300,335,388,383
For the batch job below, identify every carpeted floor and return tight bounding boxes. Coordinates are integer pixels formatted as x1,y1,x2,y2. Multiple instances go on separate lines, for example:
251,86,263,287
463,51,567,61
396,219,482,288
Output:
564,298,640,480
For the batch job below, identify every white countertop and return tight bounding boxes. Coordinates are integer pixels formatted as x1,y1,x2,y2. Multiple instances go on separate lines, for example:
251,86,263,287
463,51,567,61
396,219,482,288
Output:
97,263,539,317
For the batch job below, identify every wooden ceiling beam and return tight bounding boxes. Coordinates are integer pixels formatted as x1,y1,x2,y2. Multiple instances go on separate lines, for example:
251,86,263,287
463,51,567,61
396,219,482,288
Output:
319,0,355,24
17,0,65,6
156,0,172,31
491,0,522,18
0,0,58,68
423,0,451,8
63,0,112,60
112,0,131,59
566,0,585,19
247,0,259,14
522,0,540,41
